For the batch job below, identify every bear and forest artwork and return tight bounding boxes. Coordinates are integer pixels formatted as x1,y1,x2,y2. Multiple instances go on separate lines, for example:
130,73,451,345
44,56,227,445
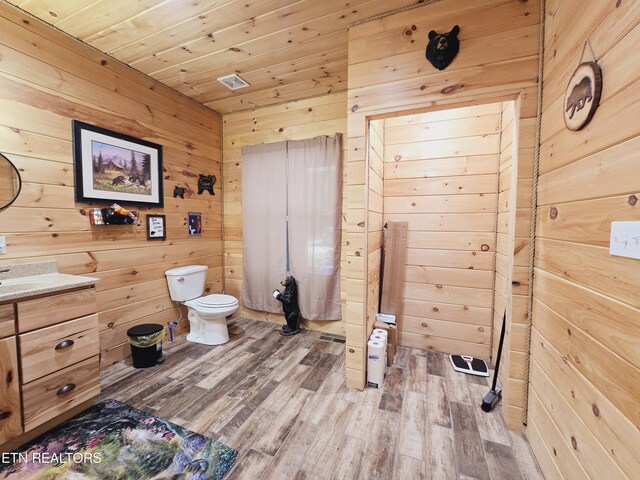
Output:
91,140,153,196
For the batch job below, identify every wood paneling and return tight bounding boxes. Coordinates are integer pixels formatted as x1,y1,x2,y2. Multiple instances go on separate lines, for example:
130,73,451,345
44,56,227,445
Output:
493,100,527,431
6,0,420,113
346,0,539,389
222,92,347,336
381,104,500,361
0,4,222,367
529,1,640,478
365,119,384,336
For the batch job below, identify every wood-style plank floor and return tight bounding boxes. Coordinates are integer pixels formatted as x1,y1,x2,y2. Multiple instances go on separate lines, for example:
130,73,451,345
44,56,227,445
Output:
99,317,544,479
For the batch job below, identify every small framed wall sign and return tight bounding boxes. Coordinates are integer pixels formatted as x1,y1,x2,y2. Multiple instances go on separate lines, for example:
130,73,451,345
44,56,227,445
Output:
188,212,202,237
146,214,166,240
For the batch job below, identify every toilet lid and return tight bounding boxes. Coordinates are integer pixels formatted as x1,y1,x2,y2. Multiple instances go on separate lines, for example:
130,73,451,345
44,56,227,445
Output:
196,294,238,308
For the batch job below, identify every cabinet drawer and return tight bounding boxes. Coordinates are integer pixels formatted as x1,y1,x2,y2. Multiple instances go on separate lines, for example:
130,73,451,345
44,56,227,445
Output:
20,314,99,383
22,356,100,431
17,288,97,333
0,304,15,339
0,336,22,445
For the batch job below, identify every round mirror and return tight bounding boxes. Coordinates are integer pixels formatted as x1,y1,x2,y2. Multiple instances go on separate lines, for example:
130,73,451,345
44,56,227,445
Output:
0,153,22,210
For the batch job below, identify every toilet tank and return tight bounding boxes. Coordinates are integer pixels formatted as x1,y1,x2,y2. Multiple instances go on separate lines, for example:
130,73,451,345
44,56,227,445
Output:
165,265,208,301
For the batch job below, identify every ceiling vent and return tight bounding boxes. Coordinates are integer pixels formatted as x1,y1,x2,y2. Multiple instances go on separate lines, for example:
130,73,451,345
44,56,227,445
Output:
217,73,250,91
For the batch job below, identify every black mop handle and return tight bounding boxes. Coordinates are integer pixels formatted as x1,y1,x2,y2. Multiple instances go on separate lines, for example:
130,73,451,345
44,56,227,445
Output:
492,311,507,392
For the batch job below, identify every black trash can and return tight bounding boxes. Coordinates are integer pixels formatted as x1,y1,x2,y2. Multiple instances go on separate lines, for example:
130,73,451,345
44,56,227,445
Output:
127,323,165,368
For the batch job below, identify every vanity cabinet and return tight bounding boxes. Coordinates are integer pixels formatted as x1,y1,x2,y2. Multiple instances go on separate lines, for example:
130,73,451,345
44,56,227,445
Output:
0,304,21,445
0,285,100,446
16,287,100,431
17,288,97,333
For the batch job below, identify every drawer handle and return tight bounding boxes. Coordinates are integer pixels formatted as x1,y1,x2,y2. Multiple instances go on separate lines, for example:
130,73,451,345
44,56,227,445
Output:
0,411,11,421
55,339,75,350
57,383,76,396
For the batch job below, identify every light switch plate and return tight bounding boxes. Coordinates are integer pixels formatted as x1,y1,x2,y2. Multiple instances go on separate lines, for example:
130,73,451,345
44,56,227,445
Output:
610,222,640,260
0,236,5,254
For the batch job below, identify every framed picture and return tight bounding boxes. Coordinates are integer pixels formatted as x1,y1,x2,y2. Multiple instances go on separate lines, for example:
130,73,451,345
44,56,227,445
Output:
146,214,166,240
188,212,202,237
72,120,164,207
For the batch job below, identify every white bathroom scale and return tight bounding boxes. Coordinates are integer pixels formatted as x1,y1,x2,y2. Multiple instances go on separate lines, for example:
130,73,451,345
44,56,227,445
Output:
449,354,489,377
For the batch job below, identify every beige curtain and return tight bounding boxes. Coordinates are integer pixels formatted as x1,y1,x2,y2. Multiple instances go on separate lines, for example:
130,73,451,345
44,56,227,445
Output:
287,135,342,320
241,141,287,313
241,135,342,320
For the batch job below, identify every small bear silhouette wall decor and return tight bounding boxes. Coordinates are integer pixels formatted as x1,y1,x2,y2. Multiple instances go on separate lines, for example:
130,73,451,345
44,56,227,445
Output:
173,185,187,198
273,276,302,336
425,25,460,71
564,61,602,131
197,174,216,195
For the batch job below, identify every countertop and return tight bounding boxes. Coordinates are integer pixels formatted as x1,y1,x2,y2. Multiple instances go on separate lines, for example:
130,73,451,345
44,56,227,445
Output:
0,261,99,303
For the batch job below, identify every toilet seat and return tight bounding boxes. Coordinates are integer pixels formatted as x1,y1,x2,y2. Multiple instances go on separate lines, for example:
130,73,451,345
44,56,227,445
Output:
195,294,239,309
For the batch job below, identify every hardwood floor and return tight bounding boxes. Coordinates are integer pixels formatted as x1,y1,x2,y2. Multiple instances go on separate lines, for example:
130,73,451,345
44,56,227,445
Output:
99,317,544,479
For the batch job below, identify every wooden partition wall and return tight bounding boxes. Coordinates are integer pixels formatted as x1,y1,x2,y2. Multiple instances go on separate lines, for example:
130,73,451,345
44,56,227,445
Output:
222,93,347,335
528,0,640,477
0,4,222,366
382,104,500,358
363,119,384,337
345,0,539,415
493,100,530,431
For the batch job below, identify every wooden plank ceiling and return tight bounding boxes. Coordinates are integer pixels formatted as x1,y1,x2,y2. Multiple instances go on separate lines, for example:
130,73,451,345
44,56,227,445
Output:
8,0,421,113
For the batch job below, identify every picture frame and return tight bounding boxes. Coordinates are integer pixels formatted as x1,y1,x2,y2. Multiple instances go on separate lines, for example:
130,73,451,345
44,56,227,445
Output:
188,212,202,237
72,120,164,207
146,214,166,240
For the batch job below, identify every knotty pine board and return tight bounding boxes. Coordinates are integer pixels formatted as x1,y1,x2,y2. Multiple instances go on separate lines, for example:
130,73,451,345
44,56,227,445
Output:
0,7,222,367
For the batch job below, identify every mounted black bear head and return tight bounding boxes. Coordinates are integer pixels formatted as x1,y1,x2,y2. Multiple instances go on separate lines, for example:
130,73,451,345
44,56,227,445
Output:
425,25,460,71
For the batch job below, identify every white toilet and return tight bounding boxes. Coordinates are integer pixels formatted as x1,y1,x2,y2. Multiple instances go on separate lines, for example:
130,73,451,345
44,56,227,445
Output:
165,265,239,345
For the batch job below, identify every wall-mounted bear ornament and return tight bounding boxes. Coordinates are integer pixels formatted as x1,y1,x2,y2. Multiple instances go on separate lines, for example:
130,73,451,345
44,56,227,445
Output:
563,61,602,131
197,174,216,195
173,185,187,198
425,25,460,71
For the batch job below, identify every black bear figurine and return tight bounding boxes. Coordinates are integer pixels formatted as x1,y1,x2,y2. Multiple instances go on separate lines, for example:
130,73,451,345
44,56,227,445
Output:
425,25,460,71
273,276,302,336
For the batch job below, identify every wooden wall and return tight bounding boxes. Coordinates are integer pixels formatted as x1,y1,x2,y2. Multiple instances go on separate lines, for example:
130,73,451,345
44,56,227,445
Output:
528,0,640,477
345,0,539,390
222,92,347,335
364,119,384,336
493,100,529,431
0,3,222,366
382,104,501,358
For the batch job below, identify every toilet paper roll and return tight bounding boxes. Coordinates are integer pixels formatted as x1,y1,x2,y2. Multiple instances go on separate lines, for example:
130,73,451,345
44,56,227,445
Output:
372,328,388,344
367,339,386,388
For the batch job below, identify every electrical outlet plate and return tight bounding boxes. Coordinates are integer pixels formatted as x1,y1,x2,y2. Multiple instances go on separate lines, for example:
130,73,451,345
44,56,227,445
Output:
610,221,640,260
0,236,6,254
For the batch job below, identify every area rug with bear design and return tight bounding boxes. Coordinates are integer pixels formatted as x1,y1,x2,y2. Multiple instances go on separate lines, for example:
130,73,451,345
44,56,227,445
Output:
0,399,238,479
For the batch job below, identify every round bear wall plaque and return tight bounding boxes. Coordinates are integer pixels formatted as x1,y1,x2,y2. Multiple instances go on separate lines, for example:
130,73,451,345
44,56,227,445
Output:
564,61,602,131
